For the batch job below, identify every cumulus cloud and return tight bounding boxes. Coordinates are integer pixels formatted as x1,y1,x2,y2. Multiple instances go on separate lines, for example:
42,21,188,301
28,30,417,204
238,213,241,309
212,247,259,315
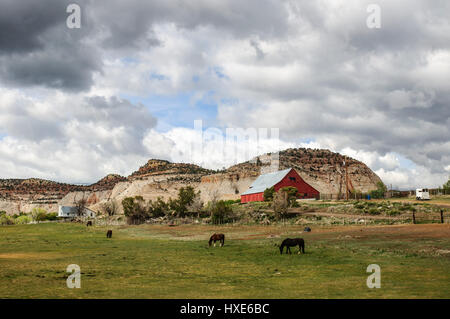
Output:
0,0,448,188
0,89,157,182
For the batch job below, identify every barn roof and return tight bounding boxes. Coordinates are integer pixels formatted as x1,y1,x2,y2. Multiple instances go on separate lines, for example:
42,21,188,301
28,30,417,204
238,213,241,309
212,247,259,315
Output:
241,168,292,195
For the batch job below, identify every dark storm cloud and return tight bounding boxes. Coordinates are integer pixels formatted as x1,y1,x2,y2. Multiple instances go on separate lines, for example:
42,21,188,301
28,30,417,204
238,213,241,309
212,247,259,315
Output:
0,0,289,91
0,0,66,53
0,0,102,91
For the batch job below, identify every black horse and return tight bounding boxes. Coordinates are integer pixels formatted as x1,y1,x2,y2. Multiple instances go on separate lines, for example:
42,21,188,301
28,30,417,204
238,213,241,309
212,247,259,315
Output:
86,221,92,227
106,230,112,238
209,233,225,247
279,238,305,255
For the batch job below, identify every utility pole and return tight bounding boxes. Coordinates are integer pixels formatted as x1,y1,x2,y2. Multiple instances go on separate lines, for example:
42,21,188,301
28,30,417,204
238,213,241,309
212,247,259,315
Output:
344,156,349,201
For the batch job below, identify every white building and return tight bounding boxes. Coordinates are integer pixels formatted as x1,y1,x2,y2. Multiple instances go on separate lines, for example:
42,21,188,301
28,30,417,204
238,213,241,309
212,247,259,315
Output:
58,205,96,218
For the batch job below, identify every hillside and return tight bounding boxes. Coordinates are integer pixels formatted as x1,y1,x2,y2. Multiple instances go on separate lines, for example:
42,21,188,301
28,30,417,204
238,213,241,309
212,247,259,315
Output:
129,159,213,182
0,148,383,214
220,148,382,195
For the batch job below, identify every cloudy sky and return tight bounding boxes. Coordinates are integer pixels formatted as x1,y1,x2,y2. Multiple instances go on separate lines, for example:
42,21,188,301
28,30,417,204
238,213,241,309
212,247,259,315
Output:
0,0,449,189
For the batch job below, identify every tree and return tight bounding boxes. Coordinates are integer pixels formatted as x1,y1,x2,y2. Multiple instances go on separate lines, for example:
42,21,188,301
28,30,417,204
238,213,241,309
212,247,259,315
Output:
101,200,118,216
210,200,233,224
170,186,200,217
121,196,148,225
273,191,289,220
279,186,298,206
443,178,450,193
370,182,387,199
149,197,169,218
263,187,275,201
75,197,87,217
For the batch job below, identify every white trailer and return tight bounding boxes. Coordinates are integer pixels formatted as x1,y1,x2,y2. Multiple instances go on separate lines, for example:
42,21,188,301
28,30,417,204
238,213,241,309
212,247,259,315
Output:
416,188,430,200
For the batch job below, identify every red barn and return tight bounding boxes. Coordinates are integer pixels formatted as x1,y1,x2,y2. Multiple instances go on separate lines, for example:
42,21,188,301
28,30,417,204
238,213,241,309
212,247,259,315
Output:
240,168,320,203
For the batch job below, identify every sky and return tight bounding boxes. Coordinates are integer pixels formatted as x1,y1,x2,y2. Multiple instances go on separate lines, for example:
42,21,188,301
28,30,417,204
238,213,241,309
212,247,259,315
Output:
0,0,449,190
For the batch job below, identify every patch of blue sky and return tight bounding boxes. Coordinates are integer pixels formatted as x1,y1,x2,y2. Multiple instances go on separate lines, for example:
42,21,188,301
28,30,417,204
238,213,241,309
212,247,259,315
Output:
119,92,219,131
150,72,168,81
298,137,316,144
394,153,416,169
121,57,139,65
210,66,229,80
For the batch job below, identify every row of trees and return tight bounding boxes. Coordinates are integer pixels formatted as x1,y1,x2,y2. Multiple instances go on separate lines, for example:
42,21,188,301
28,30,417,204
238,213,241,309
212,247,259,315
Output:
121,186,234,225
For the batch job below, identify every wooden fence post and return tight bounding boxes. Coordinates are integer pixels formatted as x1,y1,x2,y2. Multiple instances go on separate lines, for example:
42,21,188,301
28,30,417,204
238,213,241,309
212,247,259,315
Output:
412,212,416,224
440,210,444,224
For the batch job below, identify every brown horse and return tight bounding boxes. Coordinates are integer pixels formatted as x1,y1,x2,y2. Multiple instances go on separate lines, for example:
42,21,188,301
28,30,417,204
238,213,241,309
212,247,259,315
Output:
209,233,225,247
106,230,112,238
86,221,92,227
279,238,305,255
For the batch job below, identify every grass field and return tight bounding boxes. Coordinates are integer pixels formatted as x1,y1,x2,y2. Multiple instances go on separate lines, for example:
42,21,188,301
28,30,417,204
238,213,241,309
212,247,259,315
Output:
1,222,449,298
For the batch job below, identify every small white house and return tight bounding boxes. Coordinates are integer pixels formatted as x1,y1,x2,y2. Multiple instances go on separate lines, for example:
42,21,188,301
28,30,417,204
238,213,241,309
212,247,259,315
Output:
58,205,96,218
415,188,430,200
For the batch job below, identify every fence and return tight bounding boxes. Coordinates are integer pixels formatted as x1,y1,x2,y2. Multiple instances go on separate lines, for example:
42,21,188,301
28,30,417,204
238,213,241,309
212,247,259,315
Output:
319,189,450,201
412,210,447,224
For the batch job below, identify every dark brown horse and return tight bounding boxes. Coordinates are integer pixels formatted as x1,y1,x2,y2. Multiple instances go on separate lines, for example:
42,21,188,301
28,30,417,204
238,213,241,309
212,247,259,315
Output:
106,230,112,238
279,238,305,255
86,221,92,227
209,233,225,247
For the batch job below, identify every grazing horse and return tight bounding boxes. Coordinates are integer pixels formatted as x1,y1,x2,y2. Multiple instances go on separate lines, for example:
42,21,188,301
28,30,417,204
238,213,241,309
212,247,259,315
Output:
106,230,112,238
279,238,305,255
86,221,92,227
209,233,225,247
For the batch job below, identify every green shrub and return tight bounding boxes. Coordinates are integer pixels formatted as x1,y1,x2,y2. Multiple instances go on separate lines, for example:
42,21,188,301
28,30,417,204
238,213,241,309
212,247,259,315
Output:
46,212,58,221
31,208,48,221
369,182,387,199
0,214,15,225
368,208,380,215
15,215,32,224
386,210,401,216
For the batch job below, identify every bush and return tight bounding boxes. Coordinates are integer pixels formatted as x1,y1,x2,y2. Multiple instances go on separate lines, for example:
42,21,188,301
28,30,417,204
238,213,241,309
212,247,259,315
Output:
46,212,58,221
15,215,32,224
386,210,400,216
0,214,14,225
370,182,387,199
31,208,49,221
368,208,380,215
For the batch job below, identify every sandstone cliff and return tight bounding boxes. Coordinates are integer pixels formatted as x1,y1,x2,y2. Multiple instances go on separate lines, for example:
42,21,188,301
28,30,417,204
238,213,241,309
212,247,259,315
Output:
0,148,382,215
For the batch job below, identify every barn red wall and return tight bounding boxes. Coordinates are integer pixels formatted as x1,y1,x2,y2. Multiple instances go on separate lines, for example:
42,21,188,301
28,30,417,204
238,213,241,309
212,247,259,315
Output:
240,169,320,203
241,192,264,203
274,169,320,199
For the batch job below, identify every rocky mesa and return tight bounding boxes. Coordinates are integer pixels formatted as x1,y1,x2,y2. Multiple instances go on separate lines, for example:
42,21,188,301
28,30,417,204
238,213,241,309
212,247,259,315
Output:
0,148,382,215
